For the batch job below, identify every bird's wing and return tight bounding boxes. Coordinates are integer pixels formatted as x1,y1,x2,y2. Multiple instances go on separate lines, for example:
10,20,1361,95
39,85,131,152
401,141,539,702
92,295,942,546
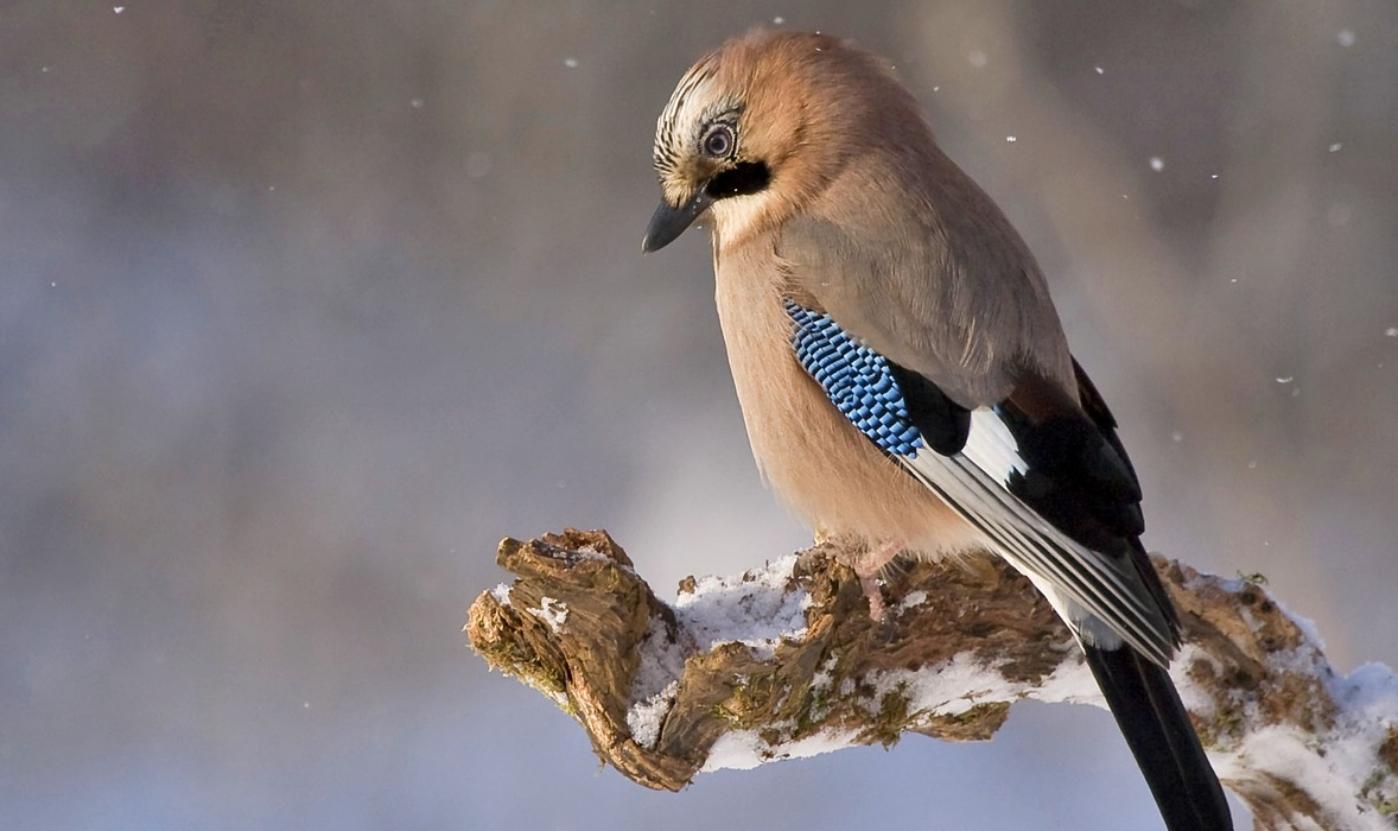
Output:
785,301,1178,665
1069,357,1181,635
777,206,1073,411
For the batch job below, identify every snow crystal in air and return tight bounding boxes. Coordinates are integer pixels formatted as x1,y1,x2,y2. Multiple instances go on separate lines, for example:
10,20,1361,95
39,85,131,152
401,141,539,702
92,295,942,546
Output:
1149,157,1164,172
1005,135,1017,143
967,49,988,68
1336,29,1355,48
1275,376,1294,384
563,58,579,69
1329,142,1344,153
113,5,125,12
465,152,493,179
772,16,785,25
1385,327,1398,338
1093,66,1104,75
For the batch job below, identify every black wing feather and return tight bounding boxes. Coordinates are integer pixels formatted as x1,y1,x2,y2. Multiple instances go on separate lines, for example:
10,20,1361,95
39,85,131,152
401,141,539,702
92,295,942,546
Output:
887,362,970,455
1070,358,1181,635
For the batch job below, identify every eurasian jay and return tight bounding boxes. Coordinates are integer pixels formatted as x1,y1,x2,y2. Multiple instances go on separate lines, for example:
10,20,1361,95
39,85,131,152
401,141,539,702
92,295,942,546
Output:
641,30,1233,831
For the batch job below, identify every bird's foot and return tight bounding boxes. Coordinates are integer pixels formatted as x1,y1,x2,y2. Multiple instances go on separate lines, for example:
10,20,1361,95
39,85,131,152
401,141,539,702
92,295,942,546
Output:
852,541,905,623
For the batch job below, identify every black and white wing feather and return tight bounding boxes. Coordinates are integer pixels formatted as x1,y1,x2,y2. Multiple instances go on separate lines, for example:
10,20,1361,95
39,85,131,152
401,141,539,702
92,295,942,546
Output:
786,301,1176,666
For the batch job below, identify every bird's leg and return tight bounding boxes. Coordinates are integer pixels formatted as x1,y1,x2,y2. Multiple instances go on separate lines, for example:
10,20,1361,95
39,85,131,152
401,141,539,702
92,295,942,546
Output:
852,541,904,622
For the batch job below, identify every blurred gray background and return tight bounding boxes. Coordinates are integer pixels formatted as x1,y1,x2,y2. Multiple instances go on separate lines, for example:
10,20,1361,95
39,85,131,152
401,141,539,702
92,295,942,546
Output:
2,1,1394,829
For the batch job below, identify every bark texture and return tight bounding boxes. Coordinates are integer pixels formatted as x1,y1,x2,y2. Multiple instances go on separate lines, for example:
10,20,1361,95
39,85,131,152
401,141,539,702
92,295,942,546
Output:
466,529,1397,831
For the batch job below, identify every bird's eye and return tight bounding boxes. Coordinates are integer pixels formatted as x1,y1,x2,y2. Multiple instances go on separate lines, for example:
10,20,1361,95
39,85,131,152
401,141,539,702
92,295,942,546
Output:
702,124,734,158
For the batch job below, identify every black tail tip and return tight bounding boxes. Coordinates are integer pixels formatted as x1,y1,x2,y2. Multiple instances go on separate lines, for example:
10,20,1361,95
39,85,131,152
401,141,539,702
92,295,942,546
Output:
1084,645,1234,831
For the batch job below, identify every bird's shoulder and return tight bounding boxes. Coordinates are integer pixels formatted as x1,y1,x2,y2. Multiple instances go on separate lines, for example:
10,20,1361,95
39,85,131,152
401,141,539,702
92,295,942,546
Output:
772,204,1071,409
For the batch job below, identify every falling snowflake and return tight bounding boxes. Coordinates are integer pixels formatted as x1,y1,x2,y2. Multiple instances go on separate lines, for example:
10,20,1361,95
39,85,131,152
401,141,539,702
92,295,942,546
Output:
465,152,493,179
1149,157,1164,172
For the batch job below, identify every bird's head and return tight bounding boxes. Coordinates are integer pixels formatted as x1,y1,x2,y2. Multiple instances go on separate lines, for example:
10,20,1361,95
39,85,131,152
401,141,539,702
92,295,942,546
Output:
642,29,917,253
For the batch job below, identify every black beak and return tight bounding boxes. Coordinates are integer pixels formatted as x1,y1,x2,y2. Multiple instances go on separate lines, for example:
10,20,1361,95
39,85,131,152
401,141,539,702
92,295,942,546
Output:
641,189,713,253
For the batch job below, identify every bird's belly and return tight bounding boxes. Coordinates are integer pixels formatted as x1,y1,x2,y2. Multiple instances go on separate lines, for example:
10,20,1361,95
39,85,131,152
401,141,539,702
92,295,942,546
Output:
714,269,979,557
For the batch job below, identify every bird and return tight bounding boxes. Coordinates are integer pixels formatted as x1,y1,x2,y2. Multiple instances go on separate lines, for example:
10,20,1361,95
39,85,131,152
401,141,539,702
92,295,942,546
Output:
640,29,1233,831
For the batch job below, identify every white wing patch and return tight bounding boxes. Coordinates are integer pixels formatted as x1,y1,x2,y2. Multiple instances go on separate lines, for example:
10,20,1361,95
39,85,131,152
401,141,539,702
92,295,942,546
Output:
963,408,1029,484
899,407,1173,666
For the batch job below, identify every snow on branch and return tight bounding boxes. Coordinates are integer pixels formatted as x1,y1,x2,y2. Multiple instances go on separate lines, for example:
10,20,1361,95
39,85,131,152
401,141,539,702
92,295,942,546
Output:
466,530,1398,830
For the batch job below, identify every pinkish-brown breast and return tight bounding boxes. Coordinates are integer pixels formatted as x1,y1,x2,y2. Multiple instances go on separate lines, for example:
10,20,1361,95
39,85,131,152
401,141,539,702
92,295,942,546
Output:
712,236,981,558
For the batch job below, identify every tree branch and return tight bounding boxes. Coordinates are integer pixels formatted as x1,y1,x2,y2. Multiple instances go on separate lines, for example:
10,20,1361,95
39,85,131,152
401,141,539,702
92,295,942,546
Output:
466,530,1397,830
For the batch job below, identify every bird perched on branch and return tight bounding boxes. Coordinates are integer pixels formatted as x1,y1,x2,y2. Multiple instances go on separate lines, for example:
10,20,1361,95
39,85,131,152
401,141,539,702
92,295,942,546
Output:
642,29,1232,831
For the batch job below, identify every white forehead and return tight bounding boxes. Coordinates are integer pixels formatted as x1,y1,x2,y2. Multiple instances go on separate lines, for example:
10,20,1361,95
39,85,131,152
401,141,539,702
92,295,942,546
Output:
658,58,718,136
654,57,735,175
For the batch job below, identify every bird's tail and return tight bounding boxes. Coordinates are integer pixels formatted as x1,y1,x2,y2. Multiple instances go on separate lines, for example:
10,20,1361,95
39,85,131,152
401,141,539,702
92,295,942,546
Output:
1083,644,1233,831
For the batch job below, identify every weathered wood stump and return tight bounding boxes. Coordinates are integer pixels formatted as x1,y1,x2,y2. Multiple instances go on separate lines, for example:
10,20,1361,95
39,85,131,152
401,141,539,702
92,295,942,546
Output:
467,529,1398,830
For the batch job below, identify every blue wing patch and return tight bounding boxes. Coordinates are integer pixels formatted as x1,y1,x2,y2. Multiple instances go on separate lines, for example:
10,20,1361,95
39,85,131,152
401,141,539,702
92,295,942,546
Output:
785,300,924,457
